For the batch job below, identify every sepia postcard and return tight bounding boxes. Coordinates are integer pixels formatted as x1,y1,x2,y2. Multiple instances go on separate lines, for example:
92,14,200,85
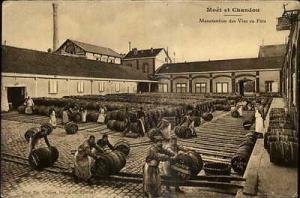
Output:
1,0,299,198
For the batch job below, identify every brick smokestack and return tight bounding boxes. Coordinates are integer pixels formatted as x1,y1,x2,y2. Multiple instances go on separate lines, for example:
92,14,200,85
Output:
52,3,59,51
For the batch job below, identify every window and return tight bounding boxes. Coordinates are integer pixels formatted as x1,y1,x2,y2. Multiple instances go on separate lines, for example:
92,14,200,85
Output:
115,83,120,92
159,84,168,93
142,63,148,73
265,81,278,93
77,81,84,93
99,81,105,92
195,83,207,93
176,83,187,93
48,79,58,94
216,82,228,93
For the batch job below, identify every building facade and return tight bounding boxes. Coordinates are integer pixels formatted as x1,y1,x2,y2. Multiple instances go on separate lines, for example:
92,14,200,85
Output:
55,39,122,64
277,8,299,130
122,48,172,75
1,46,154,110
155,57,283,96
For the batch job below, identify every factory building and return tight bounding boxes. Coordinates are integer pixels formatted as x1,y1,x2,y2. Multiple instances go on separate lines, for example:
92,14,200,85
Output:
1,46,155,111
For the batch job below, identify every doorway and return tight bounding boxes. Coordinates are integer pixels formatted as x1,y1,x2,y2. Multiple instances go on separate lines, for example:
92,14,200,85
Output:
7,87,26,109
238,81,245,96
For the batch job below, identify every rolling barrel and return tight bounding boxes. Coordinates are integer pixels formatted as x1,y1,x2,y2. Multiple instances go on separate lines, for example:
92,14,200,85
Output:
28,146,59,170
202,113,213,121
70,112,82,123
65,122,79,134
204,162,231,175
174,126,193,139
114,140,130,156
92,151,126,177
24,127,40,142
231,110,240,118
41,123,53,134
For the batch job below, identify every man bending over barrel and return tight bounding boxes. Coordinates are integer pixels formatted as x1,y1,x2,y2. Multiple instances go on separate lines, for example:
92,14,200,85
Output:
163,136,187,193
28,123,53,157
74,135,102,182
96,134,115,153
143,138,176,198
180,111,197,137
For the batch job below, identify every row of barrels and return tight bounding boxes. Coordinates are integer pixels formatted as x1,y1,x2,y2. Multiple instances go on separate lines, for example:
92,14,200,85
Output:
265,108,298,166
231,132,257,175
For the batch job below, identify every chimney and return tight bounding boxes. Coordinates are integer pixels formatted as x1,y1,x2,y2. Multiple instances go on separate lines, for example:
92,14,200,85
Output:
52,3,59,51
129,41,131,51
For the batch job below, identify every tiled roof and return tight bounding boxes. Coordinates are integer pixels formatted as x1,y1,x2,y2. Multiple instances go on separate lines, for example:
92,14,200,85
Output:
123,48,164,59
65,39,122,58
156,57,283,74
2,46,150,81
258,44,287,57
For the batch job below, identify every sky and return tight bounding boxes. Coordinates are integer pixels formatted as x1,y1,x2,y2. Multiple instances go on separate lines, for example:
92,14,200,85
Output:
2,1,299,62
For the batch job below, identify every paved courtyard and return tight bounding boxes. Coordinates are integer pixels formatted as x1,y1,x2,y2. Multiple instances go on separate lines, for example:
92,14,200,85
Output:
1,110,251,198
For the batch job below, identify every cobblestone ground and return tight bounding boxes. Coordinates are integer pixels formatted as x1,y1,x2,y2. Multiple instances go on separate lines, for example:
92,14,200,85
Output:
1,111,241,198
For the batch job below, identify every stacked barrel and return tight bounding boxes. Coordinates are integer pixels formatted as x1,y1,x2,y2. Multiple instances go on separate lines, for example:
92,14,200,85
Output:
231,132,257,175
264,108,298,166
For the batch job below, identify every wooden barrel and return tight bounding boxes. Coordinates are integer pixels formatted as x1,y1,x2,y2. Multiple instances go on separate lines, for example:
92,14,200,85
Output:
231,145,252,175
202,113,213,121
231,110,240,118
186,151,203,177
204,162,231,175
70,112,81,123
17,105,26,114
114,140,130,156
174,126,193,139
41,123,53,135
268,129,297,137
107,120,117,130
129,122,142,134
92,151,126,177
65,122,78,134
117,111,127,121
24,127,40,142
243,120,253,130
28,146,59,170
148,128,162,142
86,112,99,122
114,121,127,132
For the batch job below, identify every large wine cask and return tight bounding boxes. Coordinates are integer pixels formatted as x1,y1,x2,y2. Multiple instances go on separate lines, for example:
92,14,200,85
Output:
107,120,117,130
202,113,213,121
86,112,99,122
65,122,79,134
28,146,59,170
70,112,82,123
92,151,126,177
174,126,193,139
24,127,40,142
114,140,130,156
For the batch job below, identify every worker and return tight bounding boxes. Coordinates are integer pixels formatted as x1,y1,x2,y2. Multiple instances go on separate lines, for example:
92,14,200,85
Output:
97,105,106,124
62,106,70,124
143,138,175,198
24,96,34,114
96,134,115,153
255,105,264,134
73,135,102,182
80,106,88,123
28,123,53,156
49,108,57,128
137,107,146,136
157,119,172,140
180,111,197,137
164,136,186,193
